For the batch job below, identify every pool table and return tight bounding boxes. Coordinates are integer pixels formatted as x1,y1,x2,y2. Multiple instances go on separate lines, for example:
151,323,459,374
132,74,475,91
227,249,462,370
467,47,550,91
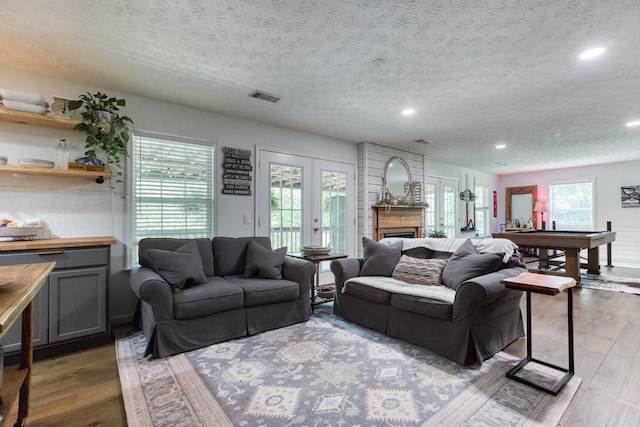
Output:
491,230,616,283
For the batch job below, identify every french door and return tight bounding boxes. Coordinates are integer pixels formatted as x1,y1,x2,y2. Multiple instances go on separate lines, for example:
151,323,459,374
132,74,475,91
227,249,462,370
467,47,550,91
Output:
256,150,355,258
424,176,458,239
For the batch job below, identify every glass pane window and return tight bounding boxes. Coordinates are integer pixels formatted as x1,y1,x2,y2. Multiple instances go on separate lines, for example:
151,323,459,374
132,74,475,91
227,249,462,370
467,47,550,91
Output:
474,185,489,236
423,183,436,235
270,164,303,250
549,181,594,230
321,170,347,254
130,133,215,265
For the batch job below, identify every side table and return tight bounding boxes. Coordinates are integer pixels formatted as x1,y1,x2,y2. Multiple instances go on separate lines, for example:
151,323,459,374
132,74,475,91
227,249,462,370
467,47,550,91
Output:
288,252,347,309
501,272,576,395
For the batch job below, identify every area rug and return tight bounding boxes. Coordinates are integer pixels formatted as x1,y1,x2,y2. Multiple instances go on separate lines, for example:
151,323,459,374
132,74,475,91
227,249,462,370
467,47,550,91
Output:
116,313,581,427
580,274,640,295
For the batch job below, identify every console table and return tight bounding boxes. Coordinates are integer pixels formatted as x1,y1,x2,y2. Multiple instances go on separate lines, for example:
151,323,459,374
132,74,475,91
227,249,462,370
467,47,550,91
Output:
0,262,55,427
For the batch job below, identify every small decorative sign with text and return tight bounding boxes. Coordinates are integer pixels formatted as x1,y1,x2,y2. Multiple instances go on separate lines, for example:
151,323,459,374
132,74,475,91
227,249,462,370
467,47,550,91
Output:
222,147,252,195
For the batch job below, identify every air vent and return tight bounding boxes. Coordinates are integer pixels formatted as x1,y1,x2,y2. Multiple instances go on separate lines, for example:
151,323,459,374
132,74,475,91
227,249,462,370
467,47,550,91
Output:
249,90,281,103
413,139,434,144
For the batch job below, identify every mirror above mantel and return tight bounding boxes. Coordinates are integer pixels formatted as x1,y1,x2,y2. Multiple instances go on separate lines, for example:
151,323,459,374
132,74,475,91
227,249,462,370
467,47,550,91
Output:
383,156,411,199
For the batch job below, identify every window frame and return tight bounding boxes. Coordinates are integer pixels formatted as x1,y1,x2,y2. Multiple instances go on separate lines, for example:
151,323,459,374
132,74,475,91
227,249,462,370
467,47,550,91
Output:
126,130,216,267
549,179,596,230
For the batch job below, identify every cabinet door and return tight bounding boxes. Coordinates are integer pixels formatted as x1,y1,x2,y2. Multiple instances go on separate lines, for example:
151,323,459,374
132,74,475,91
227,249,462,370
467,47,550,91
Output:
0,284,49,352
49,267,107,343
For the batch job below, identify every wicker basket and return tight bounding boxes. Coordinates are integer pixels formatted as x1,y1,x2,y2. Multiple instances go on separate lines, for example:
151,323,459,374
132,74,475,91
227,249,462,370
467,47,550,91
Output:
68,162,87,171
0,227,40,240
86,164,106,172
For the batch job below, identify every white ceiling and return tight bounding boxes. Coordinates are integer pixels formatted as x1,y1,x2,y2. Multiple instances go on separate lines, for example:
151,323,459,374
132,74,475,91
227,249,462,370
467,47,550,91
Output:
2,0,639,174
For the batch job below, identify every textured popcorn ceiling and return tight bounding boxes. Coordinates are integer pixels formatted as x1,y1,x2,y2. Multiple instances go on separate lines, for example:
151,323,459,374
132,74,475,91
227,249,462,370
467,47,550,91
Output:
1,0,639,174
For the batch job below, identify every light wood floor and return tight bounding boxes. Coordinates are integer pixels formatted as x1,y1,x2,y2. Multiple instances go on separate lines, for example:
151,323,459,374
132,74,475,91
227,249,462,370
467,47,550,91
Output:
8,265,640,426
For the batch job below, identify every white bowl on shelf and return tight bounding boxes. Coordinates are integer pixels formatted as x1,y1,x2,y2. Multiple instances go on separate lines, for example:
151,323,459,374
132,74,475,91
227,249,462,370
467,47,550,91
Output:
17,158,55,169
0,156,7,166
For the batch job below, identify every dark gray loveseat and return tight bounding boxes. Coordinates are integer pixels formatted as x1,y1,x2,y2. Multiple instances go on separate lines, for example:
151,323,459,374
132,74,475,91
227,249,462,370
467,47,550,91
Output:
331,237,526,367
129,236,315,358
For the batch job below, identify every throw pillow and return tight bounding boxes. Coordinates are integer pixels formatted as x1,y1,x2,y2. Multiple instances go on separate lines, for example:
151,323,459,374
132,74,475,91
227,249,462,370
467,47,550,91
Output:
244,240,287,279
441,239,505,290
360,237,403,276
147,240,208,290
392,255,448,286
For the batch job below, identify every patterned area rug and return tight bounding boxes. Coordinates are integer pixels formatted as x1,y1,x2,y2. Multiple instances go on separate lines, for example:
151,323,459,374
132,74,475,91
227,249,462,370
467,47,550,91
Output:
580,275,640,295
116,313,580,426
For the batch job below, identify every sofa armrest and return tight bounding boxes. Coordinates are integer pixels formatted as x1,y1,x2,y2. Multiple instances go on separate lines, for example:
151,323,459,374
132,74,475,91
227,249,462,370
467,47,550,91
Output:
452,267,525,323
330,258,364,293
129,265,175,321
282,256,315,296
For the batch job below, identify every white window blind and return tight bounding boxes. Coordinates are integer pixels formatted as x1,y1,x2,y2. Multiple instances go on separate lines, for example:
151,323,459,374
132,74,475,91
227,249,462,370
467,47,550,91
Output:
549,181,594,230
130,133,215,265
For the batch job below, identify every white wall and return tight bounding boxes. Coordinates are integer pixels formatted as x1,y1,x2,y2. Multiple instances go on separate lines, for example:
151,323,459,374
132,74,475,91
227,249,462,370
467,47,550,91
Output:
0,66,358,323
498,161,640,268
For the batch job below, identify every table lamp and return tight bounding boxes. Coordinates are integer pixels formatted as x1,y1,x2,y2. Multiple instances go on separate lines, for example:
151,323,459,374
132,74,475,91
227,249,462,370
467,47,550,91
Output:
534,201,547,230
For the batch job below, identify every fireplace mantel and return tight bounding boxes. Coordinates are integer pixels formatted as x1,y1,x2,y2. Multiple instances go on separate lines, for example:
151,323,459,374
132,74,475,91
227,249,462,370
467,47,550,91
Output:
371,205,424,241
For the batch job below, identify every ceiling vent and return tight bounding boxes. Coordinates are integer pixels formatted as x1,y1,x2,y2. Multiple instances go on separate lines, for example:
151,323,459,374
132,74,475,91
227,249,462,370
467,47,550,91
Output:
413,139,434,144
249,90,281,103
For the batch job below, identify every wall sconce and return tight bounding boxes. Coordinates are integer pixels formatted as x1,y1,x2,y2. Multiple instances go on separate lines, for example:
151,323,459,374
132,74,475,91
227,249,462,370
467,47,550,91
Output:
534,201,547,230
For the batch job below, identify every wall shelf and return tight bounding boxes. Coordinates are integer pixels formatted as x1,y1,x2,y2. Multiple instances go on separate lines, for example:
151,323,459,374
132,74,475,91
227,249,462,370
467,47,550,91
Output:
0,106,79,130
0,165,110,183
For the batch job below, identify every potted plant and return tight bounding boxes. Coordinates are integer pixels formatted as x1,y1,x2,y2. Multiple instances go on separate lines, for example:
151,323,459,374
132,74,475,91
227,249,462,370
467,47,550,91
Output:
67,92,133,186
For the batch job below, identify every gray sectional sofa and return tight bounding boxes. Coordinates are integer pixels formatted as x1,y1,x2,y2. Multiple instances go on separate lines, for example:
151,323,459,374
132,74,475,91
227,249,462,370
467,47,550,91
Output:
331,237,527,367
129,236,315,358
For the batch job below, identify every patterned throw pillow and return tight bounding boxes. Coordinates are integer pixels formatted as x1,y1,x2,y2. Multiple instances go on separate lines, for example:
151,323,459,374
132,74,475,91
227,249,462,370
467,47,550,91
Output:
392,255,448,286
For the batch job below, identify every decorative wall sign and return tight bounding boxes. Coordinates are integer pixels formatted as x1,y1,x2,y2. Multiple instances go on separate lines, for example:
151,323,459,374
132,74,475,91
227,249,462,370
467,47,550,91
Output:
493,191,498,217
222,147,252,195
621,185,640,208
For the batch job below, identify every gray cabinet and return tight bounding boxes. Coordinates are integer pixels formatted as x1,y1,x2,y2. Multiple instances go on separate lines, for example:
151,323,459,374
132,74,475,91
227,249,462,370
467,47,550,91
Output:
0,246,110,352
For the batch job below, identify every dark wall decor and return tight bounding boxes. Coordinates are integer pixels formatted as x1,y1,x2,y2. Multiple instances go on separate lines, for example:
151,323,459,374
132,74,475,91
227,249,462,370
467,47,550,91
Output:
222,147,252,195
621,185,640,208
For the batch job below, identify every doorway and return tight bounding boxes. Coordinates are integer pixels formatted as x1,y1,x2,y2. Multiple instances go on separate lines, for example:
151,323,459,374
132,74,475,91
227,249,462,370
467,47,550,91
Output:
424,176,459,238
256,150,356,282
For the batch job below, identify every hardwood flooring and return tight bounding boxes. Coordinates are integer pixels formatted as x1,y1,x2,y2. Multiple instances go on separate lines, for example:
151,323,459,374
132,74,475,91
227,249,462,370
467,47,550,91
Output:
6,265,640,426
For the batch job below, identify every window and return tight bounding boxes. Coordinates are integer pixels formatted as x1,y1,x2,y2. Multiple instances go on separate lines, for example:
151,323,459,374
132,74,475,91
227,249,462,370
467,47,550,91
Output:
129,132,215,266
549,181,594,230
474,185,489,236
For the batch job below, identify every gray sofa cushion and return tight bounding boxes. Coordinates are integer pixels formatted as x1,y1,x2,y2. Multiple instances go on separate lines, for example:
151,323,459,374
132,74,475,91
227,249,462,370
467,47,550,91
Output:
225,275,300,307
390,293,453,321
360,237,403,276
343,282,391,304
173,277,244,320
441,239,504,290
244,240,287,279
147,240,208,290
139,238,215,277
213,236,272,276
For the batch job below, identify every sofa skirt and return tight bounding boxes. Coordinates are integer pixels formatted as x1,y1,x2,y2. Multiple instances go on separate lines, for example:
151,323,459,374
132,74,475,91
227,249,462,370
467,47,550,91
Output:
143,304,248,358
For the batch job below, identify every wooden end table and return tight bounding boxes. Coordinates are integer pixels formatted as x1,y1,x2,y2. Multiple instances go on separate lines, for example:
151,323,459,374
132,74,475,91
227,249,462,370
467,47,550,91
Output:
0,262,55,427
288,252,347,309
501,272,576,395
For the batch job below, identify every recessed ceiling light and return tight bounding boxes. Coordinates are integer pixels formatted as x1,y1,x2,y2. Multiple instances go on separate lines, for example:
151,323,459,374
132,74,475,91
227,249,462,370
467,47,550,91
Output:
579,47,606,60
493,161,507,166
372,58,386,66
495,144,506,149
402,109,415,116
626,120,640,127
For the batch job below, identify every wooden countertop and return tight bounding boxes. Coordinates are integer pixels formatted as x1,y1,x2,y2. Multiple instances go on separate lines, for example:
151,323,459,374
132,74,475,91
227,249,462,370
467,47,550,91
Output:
0,236,117,252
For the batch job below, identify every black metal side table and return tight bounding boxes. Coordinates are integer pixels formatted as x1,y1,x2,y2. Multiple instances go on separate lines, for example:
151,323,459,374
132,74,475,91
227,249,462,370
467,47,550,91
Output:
501,272,577,395
287,252,347,309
